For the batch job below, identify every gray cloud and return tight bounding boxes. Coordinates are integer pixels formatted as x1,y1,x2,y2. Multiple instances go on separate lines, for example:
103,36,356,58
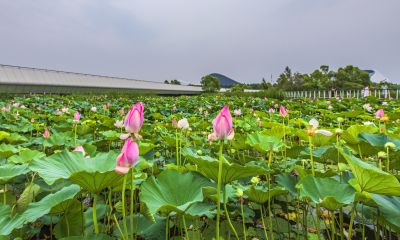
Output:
0,0,399,84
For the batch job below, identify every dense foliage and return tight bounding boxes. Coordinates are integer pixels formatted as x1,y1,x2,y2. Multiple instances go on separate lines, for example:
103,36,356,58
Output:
201,75,221,92
0,94,399,239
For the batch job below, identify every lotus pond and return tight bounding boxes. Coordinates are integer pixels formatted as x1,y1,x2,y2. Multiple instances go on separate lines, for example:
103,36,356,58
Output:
0,94,399,240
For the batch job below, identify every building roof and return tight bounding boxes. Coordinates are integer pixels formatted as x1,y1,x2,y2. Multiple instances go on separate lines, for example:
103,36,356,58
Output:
0,64,202,94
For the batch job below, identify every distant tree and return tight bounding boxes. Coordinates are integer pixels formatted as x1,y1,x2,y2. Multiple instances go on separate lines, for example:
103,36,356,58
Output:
276,66,295,90
261,78,272,90
231,84,245,92
201,75,220,92
335,65,371,89
170,79,181,85
164,80,169,84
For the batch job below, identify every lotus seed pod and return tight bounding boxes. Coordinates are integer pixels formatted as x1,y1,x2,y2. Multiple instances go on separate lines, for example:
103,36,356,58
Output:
251,176,260,184
236,188,244,197
196,150,203,155
337,117,344,123
155,151,161,157
378,151,387,159
335,128,343,135
384,142,396,150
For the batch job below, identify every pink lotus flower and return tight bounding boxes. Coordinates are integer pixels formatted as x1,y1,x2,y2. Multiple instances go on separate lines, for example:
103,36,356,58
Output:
73,111,81,122
375,109,384,119
268,108,275,113
124,102,144,134
208,105,234,141
43,128,50,138
115,138,139,174
279,105,288,117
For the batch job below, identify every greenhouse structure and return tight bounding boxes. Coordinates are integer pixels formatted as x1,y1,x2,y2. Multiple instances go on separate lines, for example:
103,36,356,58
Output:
0,64,202,94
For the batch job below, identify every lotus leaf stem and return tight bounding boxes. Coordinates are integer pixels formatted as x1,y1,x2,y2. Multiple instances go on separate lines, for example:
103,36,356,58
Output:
223,186,239,239
308,136,315,176
175,129,179,166
347,201,358,240
93,194,99,234
3,184,6,204
260,204,269,240
386,147,390,172
182,215,189,239
339,207,344,240
240,197,247,240
113,214,126,240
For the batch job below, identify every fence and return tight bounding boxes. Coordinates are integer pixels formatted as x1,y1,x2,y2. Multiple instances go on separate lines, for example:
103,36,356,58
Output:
284,89,400,100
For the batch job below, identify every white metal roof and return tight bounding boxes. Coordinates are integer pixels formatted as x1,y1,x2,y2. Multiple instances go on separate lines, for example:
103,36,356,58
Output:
0,64,202,94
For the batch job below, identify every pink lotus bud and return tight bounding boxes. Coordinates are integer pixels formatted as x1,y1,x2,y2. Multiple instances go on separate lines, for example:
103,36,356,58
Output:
73,111,81,122
209,105,234,141
43,128,50,138
74,146,85,155
119,108,125,116
279,105,288,117
115,138,139,174
375,109,384,119
124,102,144,134
172,118,178,128
103,104,107,110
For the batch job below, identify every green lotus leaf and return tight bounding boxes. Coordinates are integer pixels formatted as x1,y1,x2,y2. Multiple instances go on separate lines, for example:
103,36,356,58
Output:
276,173,298,197
0,184,80,236
182,148,266,184
114,214,165,240
139,141,155,155
0,131,10,141
341,150,400,196
30,151,124,193
16,183,41,213
261,127,285,140
140,169,212,217
0,164,29,184
101,130,120,140
244,185,288,204
8,149,46,164
43,132,70,147
246,132,283,152
0,144,19,158
297,176,355,210
341,125,377,145
370,194,400,231
358,133,388,148
297,129,333,147
5,133,28,143
53,199,83,239
59,235,112,240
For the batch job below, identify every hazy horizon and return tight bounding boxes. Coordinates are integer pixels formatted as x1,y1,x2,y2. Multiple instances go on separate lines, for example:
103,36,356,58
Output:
0,0,399,84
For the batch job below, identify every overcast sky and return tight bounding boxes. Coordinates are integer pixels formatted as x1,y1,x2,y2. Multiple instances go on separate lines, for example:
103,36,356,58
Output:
0,0,399,84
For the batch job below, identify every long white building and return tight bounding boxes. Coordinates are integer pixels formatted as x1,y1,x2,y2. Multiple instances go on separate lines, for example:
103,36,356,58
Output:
0,64,202,94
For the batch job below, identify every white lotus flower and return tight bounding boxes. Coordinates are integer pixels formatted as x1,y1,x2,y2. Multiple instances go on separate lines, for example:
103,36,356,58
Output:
114,120,123,128
177,118,189,129
308,118,333,136
363,121,375,126
91,106,97,112
234,109,242,116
